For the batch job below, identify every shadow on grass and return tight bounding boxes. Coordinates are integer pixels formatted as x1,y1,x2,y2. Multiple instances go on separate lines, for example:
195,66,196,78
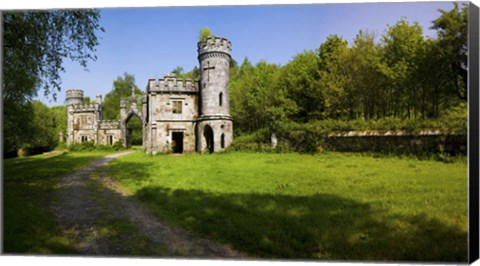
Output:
132,186,467,262
3,153,106,254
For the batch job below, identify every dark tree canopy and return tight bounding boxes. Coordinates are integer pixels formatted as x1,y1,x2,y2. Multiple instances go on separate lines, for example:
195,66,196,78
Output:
430,2,468,100
3,10,104,156
3,10,104,102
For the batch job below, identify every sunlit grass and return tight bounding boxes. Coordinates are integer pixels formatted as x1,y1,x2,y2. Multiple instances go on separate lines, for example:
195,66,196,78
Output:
109,151,468,261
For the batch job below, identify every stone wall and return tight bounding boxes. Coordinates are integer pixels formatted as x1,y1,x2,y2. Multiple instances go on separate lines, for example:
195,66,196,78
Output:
146,74,199,153
326,130,467,155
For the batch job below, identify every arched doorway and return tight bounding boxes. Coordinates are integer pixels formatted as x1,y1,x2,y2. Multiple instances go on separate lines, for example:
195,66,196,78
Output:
203,125,214,153
124,112,143,149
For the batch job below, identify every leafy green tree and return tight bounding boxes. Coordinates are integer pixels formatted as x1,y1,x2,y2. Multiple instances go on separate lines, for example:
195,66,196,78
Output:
171,66,184,76
102,73,142,120
230,57,255,133
317,35,351,118
51,105,68,141
198,27,215,42
277,50,320,121
174,66,201,80
29,101,58,151
431,2,468,101
381,19,425,118
102,73,143,145
3,10,103,155
350,30,387,119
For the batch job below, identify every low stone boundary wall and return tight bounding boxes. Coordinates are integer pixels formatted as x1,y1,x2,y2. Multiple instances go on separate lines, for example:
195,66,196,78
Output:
326,130,467,155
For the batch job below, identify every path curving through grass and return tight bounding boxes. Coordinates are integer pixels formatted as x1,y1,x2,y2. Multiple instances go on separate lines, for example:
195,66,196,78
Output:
52,151,246,257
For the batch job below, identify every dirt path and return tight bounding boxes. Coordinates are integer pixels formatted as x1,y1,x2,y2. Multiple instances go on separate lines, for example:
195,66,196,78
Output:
53,151,246,258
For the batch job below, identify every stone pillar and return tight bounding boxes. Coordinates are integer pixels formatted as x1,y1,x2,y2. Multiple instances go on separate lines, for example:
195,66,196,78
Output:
96,94,102,104
151,124,157,155
142,93,148,151
120,99,127,147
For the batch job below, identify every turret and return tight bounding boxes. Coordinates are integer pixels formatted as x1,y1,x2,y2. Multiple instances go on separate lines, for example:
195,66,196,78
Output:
196,36,233,153
66,89,84,106
66,89,84,145
197,36,232,116
96,94,102,104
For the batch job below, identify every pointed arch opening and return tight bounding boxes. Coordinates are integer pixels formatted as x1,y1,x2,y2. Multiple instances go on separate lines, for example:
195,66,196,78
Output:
203,125,214,153
124,111,143,149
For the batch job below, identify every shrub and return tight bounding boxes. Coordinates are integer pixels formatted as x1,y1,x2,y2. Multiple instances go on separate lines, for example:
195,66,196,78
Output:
230,128,274,152
112,140,125,151
68,140,125,152
277,121,329,153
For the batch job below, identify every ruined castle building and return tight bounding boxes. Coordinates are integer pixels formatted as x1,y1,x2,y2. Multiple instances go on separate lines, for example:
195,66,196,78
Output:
66,89,122,146
66,36,233,154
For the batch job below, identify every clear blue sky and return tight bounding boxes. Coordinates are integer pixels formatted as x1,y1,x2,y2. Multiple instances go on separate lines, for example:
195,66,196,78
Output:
38,1,459,106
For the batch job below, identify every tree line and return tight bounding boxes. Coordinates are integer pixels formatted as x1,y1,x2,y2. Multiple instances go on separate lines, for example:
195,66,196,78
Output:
3,4,467,157
226,3,467,136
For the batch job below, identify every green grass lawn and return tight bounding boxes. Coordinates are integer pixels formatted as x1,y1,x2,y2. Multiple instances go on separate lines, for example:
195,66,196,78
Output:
108,151,468,262
3,151,113,254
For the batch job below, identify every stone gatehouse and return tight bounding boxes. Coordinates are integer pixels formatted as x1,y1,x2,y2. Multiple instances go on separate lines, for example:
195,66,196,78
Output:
66,36,233,154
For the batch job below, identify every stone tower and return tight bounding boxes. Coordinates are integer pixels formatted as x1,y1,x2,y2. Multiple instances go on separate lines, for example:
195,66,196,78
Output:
66,89,84,144
196,37,233,153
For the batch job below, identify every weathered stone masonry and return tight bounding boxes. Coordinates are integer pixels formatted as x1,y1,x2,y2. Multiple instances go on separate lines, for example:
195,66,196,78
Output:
66,36,233,154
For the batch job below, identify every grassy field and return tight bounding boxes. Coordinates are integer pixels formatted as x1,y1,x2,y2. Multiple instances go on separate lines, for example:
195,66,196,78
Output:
108,151,468,262
3,151,113,254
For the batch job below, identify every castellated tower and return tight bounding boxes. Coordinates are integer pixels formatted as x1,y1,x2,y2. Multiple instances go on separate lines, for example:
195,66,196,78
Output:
66,89,84,144
196,37,233,153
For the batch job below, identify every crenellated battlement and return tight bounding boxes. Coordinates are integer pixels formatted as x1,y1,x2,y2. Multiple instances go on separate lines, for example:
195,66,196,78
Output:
147,74,198,93
66,89,84,106
72,103,99,112
197,36,231,56
66,89,84,99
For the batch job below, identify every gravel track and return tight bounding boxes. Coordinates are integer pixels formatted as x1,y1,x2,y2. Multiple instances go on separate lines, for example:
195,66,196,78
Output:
53,151,246,258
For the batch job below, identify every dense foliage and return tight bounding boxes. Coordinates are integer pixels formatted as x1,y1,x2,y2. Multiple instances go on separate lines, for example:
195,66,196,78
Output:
226,3,468,153
3,10,103,156
226,3,467,136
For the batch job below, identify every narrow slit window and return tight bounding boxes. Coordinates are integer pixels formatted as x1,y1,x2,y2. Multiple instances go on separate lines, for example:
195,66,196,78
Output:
219,92,223,106
221,133,225,149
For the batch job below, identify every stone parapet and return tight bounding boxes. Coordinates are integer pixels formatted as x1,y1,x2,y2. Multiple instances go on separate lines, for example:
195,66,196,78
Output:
148,74,198,93
197,37,232,56
66,89,84,99
72,104,98,112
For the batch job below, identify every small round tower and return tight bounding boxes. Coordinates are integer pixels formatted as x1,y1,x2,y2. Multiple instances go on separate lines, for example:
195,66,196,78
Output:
66,89,84,106
196,36,233,153
66,89,84,145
